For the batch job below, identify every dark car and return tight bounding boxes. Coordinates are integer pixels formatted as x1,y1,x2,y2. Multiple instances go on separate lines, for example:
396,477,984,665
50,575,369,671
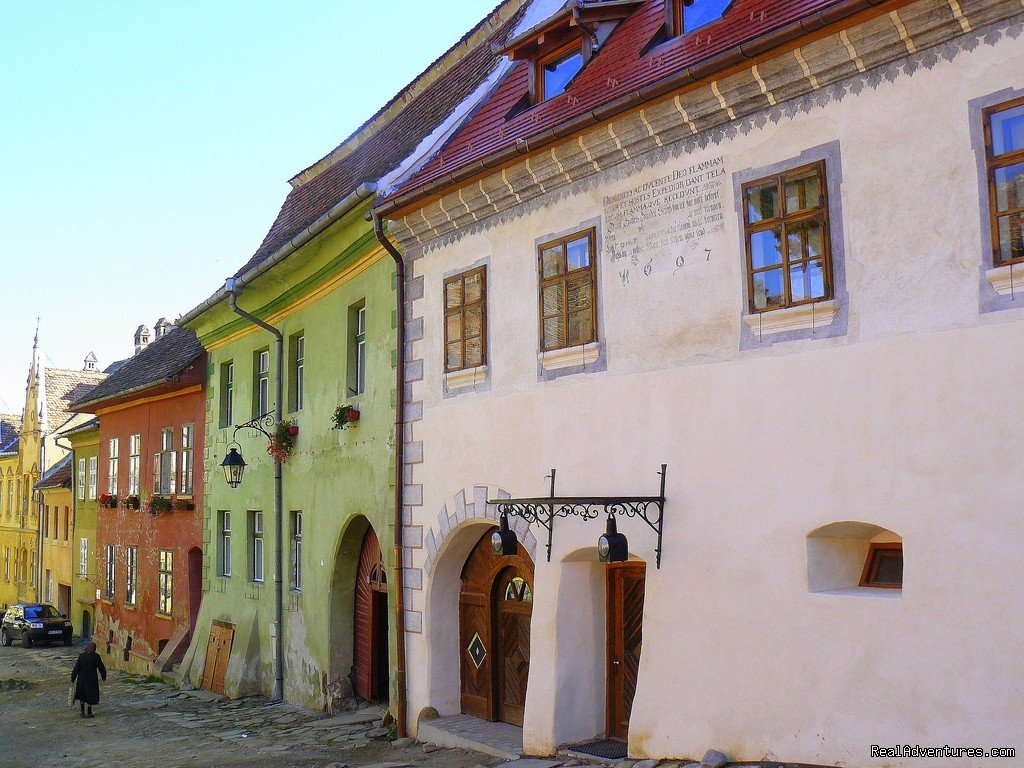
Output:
1,603,73,647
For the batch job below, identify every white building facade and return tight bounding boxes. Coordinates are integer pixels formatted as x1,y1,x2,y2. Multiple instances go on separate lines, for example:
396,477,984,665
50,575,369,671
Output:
381,0,1024,765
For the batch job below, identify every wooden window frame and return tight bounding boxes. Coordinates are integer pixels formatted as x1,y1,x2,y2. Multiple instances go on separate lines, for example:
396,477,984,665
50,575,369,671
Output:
742,160,834,313
859,542,903,589
983,95,1024,267
157,549,173,616
290,510,302,592
666,0,731,38
108,437,119,495
180,424,194,496
443,265,488,373
125,545,138,606
535,40,584,103
538,227,599,352
254,349,270,418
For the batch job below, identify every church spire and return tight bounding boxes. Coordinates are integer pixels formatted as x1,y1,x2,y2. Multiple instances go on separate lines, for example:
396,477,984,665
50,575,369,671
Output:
23,325,41,436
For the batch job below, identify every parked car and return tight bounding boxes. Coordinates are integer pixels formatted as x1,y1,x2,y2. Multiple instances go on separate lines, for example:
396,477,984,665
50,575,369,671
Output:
1,603,73,647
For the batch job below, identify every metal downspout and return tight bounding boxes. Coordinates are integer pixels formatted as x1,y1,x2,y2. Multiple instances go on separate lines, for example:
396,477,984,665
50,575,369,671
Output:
372,211,408,739
226,281,286,704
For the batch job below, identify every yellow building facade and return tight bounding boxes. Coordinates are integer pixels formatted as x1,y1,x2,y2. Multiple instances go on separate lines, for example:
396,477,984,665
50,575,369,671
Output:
36,455,74,614
0,334,104,613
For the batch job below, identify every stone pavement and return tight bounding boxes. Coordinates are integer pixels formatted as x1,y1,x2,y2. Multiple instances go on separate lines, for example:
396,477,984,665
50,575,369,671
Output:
0,640,703,768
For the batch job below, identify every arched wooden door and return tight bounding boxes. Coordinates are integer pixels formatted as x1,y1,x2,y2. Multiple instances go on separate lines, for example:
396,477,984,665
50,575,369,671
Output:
459,526,534,726
353,526,389,702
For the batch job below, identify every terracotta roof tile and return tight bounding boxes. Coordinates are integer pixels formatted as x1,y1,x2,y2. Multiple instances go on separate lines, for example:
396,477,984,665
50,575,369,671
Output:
69,326,204,410
393,0,847,196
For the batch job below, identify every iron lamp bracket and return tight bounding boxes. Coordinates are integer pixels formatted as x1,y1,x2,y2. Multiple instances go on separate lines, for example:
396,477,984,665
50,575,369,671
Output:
488,464,668,568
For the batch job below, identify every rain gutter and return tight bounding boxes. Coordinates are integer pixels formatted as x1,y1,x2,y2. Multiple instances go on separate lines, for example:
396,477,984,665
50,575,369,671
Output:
372,211,409,739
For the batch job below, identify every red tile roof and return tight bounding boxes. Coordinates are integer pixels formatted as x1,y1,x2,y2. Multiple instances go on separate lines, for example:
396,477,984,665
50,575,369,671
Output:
389,0,855,201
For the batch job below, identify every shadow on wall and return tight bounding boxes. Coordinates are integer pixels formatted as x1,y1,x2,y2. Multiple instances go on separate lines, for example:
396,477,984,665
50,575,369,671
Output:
549,551,608,747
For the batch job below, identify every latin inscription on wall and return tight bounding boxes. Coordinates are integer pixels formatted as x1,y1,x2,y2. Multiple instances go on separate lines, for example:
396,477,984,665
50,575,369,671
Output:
603,156,728,285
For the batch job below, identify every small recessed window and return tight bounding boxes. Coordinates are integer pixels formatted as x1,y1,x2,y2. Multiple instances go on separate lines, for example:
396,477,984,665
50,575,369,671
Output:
860,543,903,589
538,45,583,101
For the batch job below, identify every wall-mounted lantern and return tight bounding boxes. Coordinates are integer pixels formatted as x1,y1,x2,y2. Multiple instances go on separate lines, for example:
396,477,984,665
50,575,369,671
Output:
490,512,519,556
598,514,629,563
221,445,247,489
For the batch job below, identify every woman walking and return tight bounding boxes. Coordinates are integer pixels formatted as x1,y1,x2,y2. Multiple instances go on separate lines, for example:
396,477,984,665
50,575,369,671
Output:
71,642,107,718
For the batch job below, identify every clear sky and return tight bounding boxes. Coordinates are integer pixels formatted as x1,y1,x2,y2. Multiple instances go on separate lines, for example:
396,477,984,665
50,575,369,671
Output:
0,1,498,414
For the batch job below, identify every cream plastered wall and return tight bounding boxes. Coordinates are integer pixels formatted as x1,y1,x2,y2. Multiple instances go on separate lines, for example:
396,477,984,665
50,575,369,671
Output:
401,30,1024,768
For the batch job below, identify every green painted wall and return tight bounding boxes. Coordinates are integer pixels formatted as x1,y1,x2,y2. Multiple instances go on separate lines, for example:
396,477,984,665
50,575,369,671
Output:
179,199,398,710
68,426,99,640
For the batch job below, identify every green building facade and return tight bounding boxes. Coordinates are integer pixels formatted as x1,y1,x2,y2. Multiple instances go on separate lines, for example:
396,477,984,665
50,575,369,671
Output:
178,201,399,709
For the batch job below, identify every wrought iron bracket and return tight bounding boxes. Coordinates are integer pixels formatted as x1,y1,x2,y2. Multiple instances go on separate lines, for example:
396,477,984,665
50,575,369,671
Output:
488,465,668,568
232,411,277,443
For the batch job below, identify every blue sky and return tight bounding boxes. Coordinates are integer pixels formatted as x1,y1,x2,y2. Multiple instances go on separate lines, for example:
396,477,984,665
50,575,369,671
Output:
0,1,498,413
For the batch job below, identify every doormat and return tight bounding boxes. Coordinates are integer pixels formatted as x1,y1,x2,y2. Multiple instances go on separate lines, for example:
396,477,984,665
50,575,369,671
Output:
564,739,628,760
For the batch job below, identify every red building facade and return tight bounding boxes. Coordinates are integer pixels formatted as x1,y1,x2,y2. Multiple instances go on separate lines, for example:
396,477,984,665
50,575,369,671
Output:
71,325,206,674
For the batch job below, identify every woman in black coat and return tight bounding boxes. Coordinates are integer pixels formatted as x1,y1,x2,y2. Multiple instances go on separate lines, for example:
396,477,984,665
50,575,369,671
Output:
71,642,107,718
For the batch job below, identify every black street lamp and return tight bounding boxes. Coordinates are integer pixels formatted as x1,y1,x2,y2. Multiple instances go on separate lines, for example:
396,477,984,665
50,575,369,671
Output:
221,445,247,489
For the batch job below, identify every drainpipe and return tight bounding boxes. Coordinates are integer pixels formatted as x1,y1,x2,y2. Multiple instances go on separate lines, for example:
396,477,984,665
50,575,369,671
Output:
372,211,408,739
225,279,286,704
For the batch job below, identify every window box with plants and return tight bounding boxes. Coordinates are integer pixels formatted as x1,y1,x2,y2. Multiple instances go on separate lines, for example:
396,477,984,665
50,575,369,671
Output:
123,495,141,511
149,495,172,515
98,493,118,509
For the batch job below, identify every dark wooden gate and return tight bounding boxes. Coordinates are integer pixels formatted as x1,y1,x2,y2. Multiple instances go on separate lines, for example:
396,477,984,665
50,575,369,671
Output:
353,526,389,702
459,527,534,725
606,562,646,740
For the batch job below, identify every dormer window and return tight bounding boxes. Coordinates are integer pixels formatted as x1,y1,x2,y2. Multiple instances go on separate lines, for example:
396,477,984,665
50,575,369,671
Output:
494,0,643,112
538,44,584,101
667,0,731,38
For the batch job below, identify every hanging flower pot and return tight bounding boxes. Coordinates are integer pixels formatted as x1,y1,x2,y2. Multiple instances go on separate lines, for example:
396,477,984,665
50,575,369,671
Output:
332,405,360,430
268,420,297,464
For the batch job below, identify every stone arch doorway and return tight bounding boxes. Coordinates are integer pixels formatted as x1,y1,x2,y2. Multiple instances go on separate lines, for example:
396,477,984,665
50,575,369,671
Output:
353,526,389,702
81,609,91,641
459,526,534,726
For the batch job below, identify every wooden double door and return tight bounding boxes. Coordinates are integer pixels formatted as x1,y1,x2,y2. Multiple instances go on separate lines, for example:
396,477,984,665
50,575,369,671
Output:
606,562,646,740
353,527,390,702
459,527,534,726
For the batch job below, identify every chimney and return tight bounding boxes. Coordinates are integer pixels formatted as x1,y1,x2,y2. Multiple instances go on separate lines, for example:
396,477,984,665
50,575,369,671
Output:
153,317,173,340
134,325,151,355
83,352,98,372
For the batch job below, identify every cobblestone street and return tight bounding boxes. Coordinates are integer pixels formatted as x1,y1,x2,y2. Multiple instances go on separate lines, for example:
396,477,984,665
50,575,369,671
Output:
0,641,504,768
